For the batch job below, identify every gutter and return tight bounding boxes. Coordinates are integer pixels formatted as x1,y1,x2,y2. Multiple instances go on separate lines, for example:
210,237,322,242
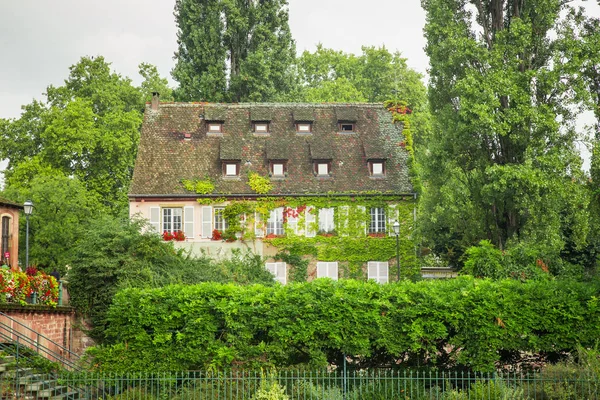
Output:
129,192,417,200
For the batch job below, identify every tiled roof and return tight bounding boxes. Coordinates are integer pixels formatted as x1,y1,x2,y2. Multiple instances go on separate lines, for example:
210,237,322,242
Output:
129,103,413,196
0,197,23,209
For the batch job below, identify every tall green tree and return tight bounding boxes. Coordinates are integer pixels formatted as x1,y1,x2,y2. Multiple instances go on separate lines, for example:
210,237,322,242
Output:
419,0,590,267
295,45,427,108
172,0,296,102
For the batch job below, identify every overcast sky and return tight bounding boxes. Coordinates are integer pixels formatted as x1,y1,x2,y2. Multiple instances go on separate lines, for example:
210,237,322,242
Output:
0,0,428,120
0,0,597,185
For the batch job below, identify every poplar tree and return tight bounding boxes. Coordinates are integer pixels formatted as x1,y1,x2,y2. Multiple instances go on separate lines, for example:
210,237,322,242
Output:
172,0,296,102
419,0,591,268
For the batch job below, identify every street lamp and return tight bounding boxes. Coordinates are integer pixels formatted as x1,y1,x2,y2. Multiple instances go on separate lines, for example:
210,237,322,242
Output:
392,221,400,281
23,200,33,269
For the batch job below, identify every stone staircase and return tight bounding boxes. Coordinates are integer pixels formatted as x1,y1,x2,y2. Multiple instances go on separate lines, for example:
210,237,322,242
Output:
0,354,83,400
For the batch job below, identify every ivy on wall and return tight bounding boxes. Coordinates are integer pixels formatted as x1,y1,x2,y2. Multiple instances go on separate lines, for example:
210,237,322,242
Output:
197,195,418,280
181,178,215,194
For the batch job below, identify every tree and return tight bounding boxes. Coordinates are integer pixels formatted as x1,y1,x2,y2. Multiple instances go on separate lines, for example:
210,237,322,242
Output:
172,0,296,102
0,56,153,212
1,173,103,271
419,0,590,267
295,45,427,109
139,62,174,103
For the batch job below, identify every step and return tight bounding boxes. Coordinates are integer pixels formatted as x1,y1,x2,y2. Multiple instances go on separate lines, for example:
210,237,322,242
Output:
39,385,70,398
3,367,34,378
0,355,15,364
49,390,81,400
24,379,57,392
19,373,45,384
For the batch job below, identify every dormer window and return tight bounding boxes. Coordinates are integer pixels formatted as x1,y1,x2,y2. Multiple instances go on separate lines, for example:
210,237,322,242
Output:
296,123,312,133
270,160,287,177
223,162,240,177
314,160,332,176
369,160,386,176
253,122,270,134
338,123,355,133
207,122,223,133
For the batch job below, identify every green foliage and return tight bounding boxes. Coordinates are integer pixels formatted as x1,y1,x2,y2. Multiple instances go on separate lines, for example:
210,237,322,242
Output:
462,240,505,280
2,174,103,270
419,0,591,268
252,373,289,400
138,62,174,103
248,173,272,194
172,0,296,102
93,277,600,372
181,178,215,194
0,56,151,212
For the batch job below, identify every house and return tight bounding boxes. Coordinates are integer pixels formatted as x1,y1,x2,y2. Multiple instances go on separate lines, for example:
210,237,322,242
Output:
128,95,416,283
0,197,23,269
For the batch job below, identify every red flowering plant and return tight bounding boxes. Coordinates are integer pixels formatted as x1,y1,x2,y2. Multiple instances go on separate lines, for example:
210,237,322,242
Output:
173,230,186,241
211,229,223,241
162,231,175,241
0,269,58,306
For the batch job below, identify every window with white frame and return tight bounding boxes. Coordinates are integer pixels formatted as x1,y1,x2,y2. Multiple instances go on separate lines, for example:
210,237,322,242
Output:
267,207,284,235
369,160,385,176
270,161,286,177
214,207,228,232
223,162,239,177
253,122,269,133
368,261,389,283
317,261,338,280
318,208,335,233
296,123,312,133
266,262,287,284
207,122,223,133
316,162,330,176
338,122,355,133
369,207,386,233
162,208,182,233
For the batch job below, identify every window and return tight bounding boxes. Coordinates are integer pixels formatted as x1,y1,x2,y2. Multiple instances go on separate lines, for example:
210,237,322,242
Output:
214,207,228,232
253,122,269,133
318,208,335,233
314,161,331,176
270,161,286,177
339,123,355,133
1,216,10,265
267,207,284,236
207,122,223,133
368,261,389,283
317,261,338,280
223,162,239,177
296,123,312,133
266,262,287,284
369,207,386,233
369,160,385,176
162,208,182,234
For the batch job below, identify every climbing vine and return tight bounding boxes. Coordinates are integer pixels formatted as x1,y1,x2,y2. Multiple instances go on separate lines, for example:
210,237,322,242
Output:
248,172,272,194
181,178,215,194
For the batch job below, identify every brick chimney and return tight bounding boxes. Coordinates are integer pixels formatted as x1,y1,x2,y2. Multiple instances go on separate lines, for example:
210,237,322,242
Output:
151,92,160,111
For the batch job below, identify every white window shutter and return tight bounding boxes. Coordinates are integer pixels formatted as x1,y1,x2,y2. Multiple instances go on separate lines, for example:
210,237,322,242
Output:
338,206,349,236
329,262,339,280
379,262,389,283
305,207,316,237
358,206,366,235
266,262,286,284
149,207,160,233
388,204,398,237
201,206,212,238
184,206,194,239
255,212,264,238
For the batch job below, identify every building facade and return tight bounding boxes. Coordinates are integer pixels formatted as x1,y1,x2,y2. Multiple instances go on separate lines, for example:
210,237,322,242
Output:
129,97,416,282
0,197,23,268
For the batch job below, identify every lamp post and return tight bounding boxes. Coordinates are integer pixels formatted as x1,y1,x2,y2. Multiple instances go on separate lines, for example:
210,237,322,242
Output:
23,200,33,269
392,221,400,281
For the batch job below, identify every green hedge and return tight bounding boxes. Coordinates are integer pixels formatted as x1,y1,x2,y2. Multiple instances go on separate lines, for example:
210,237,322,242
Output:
91,277,600,372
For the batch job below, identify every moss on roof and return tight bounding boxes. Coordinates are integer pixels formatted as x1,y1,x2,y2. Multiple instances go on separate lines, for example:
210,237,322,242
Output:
129,103,413,196
335,107,358,122
0,197,23,209
293,108,315,122
204,105,227,121
250,107,273,121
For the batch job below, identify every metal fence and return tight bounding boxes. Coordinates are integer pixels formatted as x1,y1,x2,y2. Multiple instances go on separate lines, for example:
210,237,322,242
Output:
1,369,599,399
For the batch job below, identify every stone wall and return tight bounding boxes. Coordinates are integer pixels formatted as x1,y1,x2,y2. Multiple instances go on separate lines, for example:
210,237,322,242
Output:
0,306,94,361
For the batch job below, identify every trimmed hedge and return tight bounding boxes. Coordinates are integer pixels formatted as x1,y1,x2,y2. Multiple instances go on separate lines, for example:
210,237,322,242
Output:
91,277,600,372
